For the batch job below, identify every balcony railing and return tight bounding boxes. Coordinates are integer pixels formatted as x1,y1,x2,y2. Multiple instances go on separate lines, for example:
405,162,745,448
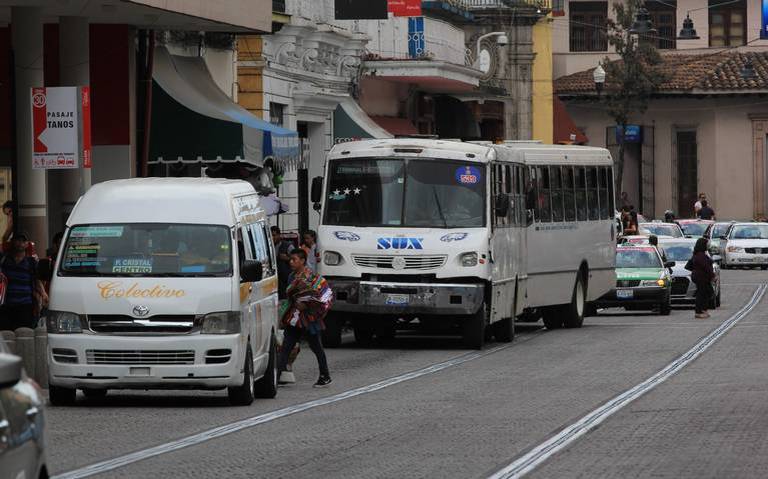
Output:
465,0,551,9
273,0,286,13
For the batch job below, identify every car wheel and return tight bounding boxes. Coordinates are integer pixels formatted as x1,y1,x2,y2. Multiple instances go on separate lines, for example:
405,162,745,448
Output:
462,304,486,350
492,316,515,343
254,335,278,399
563,274,586,328
82,388,107,399
228,347,255,406
321,313,344,348
48,385,76,406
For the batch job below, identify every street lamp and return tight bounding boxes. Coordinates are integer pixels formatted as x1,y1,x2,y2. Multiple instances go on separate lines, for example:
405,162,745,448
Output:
473,31,508,70
629,5,657,36
677,14,700,40
593,63,606,95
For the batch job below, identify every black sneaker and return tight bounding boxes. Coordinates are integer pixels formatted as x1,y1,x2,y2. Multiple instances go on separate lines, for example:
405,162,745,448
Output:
313,375,332,388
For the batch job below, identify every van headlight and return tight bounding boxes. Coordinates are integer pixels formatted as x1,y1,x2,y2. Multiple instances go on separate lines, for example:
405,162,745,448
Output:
45,311,84,333
324,251,342,266
460,252,478,267
201,311,241,334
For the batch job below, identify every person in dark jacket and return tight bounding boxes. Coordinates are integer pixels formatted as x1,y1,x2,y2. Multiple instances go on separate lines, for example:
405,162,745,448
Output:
689,238,715,319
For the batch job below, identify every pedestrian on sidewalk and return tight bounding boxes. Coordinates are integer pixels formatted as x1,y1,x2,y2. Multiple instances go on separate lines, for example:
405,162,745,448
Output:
300,230,318,272
697,200,715,221
0,232,47,331
687,238,715,319
277,248,334,388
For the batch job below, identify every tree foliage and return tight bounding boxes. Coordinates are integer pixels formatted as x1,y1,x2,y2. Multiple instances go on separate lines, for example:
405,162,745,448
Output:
601,0,667,209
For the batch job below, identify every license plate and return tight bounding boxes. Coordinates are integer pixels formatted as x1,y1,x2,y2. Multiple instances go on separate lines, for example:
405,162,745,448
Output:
385,294,409,305
129,367,151,376
616,289,634,299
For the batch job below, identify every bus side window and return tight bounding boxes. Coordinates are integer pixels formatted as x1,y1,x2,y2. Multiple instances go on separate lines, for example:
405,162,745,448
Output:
248,223,274,277
563,166,576,222
586,167,599,220
518,165,528,226
526,166,537,218
550,166,564,222
492,164,507,228
598,167,610,219
537,166,551,223
575,167,587,221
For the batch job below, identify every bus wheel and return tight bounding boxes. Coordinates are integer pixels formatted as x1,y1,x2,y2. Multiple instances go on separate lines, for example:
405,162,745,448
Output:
322,313,344,348
492,316,514,343
563,274,586,328
462,305,486,350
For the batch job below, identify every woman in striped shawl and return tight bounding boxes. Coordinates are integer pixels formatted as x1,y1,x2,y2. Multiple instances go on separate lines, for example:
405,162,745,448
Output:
277,248,333,387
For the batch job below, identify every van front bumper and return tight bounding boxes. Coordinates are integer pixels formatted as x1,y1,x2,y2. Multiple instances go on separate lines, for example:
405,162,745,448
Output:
48,333,246,390
328,279,484,315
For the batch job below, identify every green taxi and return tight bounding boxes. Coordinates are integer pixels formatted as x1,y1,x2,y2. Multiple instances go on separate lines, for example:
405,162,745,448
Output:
595,244,673,315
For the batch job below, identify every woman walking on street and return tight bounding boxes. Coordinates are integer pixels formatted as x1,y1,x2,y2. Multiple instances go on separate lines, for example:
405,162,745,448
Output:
689,238,715,319
277,248,333,387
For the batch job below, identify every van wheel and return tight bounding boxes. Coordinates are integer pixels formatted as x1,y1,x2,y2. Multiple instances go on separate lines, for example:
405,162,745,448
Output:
49,385,76,406
462,304,486,350
542,307,563,330
563,274,586,328
254,336,277,399
492,316,514,343
322,313,343,348
82,388,107,399
228,348,255,406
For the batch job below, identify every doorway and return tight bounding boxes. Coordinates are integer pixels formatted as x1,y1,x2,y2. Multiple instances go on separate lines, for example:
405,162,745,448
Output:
676,130,697,218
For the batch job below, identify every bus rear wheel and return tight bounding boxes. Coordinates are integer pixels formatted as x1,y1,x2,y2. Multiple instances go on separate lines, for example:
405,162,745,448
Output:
563,274,586,328
462,305,486,350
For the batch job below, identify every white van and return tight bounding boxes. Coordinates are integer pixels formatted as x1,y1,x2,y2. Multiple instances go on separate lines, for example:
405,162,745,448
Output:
46,178,279,406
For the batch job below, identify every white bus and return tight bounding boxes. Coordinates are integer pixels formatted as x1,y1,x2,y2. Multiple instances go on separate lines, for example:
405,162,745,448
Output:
313,139,615,349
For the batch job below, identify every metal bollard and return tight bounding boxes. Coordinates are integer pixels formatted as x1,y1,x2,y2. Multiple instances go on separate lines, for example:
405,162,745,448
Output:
0,330,15,354
34,326,48,388
14,327,35,381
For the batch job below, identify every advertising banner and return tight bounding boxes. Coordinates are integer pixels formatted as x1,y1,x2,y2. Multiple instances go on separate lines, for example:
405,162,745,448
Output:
31,86,91,169
389,0,421,16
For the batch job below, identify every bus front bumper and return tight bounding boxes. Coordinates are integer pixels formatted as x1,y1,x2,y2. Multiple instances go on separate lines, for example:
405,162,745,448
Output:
328,279,485,315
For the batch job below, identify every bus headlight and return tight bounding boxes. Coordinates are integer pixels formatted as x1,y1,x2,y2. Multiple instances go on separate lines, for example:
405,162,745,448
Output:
460,252,479,267
45,311,84,333
201,311,241,334
324,251,342,266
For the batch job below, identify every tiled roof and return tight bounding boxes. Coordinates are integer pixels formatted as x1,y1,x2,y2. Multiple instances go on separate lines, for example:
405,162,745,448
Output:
555,51,768,95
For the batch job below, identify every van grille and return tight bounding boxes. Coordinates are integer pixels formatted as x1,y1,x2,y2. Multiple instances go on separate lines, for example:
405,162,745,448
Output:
86,350,195,365
616,280,641,288
352,254,447,270
88,315,196,334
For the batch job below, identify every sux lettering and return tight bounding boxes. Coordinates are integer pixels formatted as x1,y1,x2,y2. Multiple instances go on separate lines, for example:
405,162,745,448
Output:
377,237,424,250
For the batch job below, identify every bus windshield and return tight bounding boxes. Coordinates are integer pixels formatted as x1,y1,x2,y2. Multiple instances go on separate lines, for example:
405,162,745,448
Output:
616,248,662,269
59,223,233,277
323,158,486,228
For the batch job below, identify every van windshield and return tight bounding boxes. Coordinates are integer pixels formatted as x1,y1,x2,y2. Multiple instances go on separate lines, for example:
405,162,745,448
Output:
59,224,233,277
323,158,486,228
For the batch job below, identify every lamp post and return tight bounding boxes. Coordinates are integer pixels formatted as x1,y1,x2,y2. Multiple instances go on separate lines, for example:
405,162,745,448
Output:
629,4,657,36
593,63,606,96
473,31,508,70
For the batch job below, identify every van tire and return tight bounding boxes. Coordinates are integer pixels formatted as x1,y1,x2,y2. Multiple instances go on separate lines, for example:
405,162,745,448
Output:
462,304,486,350
492,316,514,343
254,336,278,399
228,348,255,406
82,388,107,399
49,385,76,406
563,274,586,328
322,313,343,348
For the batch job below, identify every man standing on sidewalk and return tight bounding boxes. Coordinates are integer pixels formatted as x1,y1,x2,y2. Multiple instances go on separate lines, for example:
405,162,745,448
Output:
0,232,47,331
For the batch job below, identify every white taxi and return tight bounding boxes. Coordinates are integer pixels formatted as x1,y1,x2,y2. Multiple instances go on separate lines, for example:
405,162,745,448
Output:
723,223,768,270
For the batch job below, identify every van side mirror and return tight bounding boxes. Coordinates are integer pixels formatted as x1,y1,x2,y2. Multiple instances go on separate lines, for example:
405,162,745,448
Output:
311,176,323,204
240,260,263,283
494,194,509,218
37,258,53,282
0,353,22,389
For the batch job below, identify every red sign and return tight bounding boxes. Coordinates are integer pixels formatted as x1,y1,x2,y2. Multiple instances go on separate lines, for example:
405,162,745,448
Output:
31,88,47,154
388,0,421,16
81,86,92,169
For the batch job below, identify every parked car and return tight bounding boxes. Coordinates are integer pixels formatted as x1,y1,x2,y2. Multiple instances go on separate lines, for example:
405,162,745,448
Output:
595,244,673,315
677,219,714,238
0,344,47,479
659,238,721,308
722,222,768,270
639,222,684,238
705,221,735,256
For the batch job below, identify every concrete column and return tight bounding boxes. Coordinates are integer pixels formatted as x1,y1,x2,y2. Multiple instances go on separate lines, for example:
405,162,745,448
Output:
49,16,90,236
12,7,48,253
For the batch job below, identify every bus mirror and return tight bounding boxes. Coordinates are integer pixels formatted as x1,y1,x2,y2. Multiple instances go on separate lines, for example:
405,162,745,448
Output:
311,177,323,203
494,194,509,218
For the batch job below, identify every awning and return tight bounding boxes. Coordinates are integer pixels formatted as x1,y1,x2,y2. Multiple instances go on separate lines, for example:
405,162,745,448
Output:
553,97,588,144
370,116,419,136
149,47,299,167
333,100,393,144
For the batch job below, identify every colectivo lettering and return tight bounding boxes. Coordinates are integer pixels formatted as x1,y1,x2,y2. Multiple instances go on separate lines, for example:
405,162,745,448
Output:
97,281,186,299
377,237,424,250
